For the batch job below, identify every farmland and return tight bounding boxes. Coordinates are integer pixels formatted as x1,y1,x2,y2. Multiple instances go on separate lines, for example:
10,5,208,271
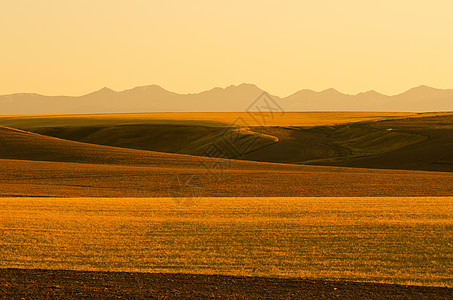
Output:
319,114,453,171
0,112,420,159
1,111,453,298
2,269,452,299
1,125,453,197
4,1,453,297
0,123,278,159
0,197,451,288
2,112,453,170
0,111,419,129
238,113,453,172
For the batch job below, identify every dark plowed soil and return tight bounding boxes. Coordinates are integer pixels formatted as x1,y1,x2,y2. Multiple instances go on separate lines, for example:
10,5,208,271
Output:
0,269,451,299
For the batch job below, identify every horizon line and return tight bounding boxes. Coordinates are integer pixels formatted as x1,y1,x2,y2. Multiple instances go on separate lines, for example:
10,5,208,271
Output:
1,83,451,99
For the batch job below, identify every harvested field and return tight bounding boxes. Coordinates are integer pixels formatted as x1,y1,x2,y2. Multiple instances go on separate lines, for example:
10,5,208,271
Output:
1,125,453,197
4,112,453,172
1,112,453,299
0,111,419,129
2,158,453,197
0,197,451,288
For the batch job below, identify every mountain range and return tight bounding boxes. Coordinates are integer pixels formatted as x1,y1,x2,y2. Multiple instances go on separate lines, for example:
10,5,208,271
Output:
1,84,453,114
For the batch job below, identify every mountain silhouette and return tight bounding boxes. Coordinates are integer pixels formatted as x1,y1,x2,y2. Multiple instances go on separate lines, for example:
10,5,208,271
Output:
1,84,452,114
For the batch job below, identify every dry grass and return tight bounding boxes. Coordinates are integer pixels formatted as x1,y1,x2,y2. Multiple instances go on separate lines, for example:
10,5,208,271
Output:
1,125,453,198
0,112,419,129
1,112,453,293
301,125,427,164
30,124,278,158
1,158,453,198
1,197,451,287
241,114,453,172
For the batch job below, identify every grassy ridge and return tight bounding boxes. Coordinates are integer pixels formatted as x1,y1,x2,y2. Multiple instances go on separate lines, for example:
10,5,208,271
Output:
0,111,418,128
303,125,427,163
241,114,453,172
2,112,419,160
3,125,453,198
0,111,432,162
1,111,452,171
320,114,453,171
6,111,413,160
241,124,427,166
32,124,278,158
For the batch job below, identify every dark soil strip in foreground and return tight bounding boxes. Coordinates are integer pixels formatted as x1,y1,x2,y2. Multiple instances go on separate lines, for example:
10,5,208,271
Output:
0,269,451,299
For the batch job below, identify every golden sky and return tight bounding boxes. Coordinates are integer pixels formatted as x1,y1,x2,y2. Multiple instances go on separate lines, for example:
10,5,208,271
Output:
1,0,453,96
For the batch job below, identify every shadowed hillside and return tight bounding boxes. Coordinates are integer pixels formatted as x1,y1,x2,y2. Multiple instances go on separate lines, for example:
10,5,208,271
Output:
1,125,453,197
2,112,452,171
323,114,453,171
240,114,453,172
29,124,278,158
0,112,414,160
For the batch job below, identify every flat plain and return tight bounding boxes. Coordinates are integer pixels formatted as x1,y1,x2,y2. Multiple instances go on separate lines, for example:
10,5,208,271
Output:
1,197,452,288
0,111,419,128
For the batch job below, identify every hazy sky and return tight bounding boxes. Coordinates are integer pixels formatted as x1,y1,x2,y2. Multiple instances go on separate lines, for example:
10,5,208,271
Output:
1,0,453,96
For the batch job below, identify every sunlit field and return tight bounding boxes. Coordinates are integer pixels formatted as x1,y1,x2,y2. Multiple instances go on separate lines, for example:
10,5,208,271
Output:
1,197,451,287
0,111,419,129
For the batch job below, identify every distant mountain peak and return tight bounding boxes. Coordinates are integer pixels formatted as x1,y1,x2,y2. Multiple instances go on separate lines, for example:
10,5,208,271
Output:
320,88,343,95
288,89,317,97
100,87,115,92
200,83,263,96
127,84,171,92
414,84,434,90
80,87,117,98
357,90,386,97
395,85,452,99
225,83,261,90
239,83,260,88
89,87,116,95
404,85,439,93
2,83,453,114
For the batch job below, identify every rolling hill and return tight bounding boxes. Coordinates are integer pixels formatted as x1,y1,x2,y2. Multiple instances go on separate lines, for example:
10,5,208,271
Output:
322,114,453,171
5,112,450,172
240,114,453,172
0,112,416,160
4,124,277,159
1,125,453,198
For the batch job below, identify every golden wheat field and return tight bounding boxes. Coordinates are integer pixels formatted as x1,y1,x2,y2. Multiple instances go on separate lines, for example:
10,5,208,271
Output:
0,111,419,129
1,197,451,287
